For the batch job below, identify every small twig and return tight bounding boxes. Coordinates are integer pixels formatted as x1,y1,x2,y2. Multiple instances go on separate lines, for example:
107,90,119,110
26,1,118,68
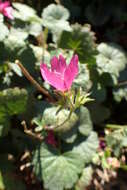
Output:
20,162,31,171
15,60,55,103
42,28,48,62
117,80,127,87
21,121,43,141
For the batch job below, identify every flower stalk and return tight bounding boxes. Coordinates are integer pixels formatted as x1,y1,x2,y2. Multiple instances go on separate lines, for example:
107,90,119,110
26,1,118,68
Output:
15,60,55,103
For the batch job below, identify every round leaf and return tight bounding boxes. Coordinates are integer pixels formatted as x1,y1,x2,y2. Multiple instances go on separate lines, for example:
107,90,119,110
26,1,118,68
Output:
96,43,127,84
43,107,78,132
32,143,84,190
73,132,99,163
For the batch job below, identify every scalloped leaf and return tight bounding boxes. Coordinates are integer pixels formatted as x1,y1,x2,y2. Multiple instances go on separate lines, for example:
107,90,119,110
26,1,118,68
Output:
60,106,93,143
58,23,97,63
13,3,41,23
4,28,28,52
42,4,71,42
43,106,78,133
42,4,70,21
42,3,70,29
96,43,127,84
73,132,99,163
78,106,93,136
32,143,84,190
76,166,93,190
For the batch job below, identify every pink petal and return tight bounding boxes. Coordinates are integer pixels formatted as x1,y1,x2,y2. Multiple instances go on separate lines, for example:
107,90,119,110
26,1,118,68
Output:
64,54,79,89
51,56,59,72
0,1,10,10
4,6,13,19
51,55,67,74
40,63,67,91
58,55,67,73
0,1,10,9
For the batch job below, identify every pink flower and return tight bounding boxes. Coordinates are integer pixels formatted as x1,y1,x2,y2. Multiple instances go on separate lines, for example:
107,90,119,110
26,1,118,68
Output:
0,0,13,19
40,54,79,92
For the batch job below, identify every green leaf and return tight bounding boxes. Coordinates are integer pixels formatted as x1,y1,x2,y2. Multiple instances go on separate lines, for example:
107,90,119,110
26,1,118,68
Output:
8,62,22,77
0,121,10,137
43,106,93,143
4,28,28,52
96,43,127,84
0,87,28,116
87,102,110,124
106,126,127,156
42,3,70,29
0,88,28,137
0,171,4,189
106,129,123,156
75,166,93,190
43,106,78,133
73,132,99,163
13,3,41,23
78,106,93,136
58,23,97,63
28,22,42,36
122,136,127,146
32,143,84,190
0,23,9,41
91,83,107,103
42,3,70,21
0,14,3,22
42,4,71,42
113,86,127,102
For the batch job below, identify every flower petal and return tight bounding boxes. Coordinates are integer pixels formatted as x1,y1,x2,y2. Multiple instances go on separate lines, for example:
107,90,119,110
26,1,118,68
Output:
4,7,13,19
51,56,59,72
51,54,67,74
40,63,67,91
64,54,79,89
0,1,10,11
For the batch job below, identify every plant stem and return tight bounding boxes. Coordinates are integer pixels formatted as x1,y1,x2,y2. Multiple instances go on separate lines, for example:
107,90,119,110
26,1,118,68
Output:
106,124,127,129
21,121,43,141
117,80,127,87
42,28,48,62
15,60,55,103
